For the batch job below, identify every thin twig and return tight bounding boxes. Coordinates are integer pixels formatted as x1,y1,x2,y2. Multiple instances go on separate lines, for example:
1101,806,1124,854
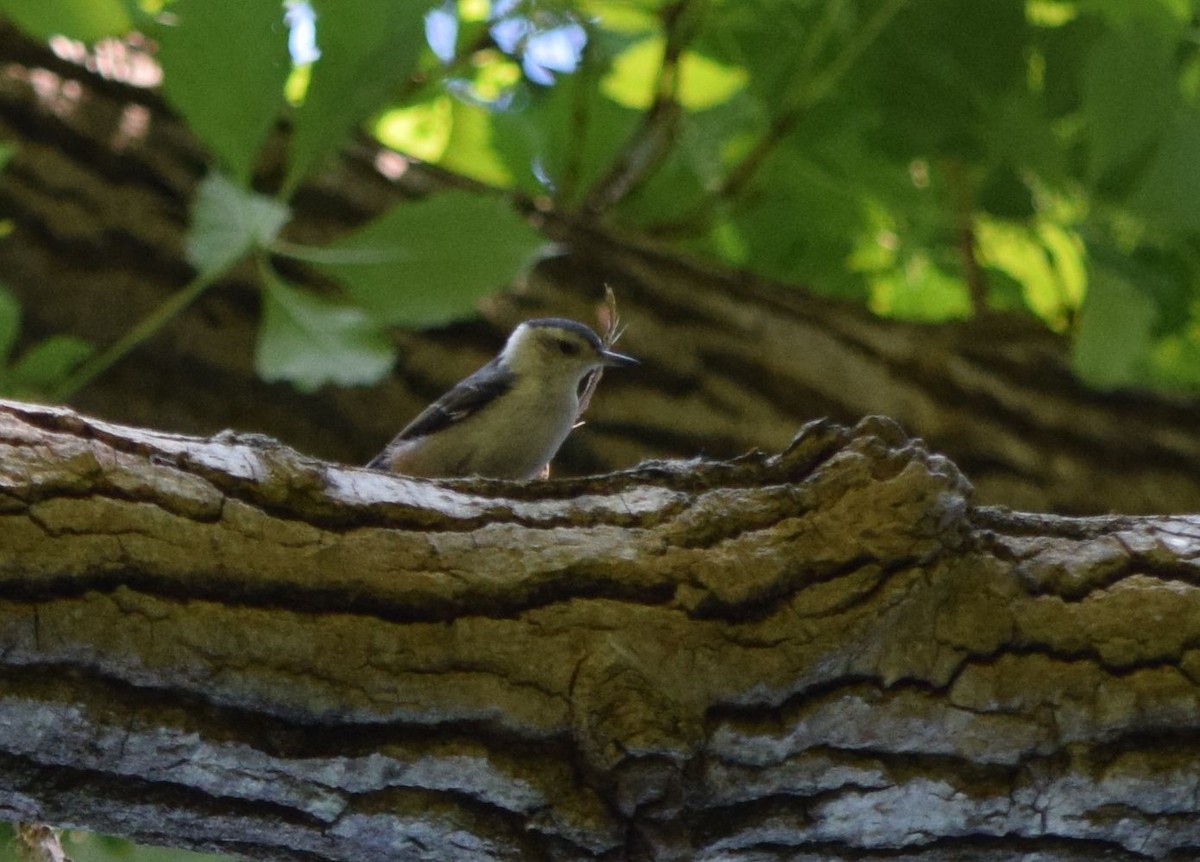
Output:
52,269,219,401
724,0,908,199
559,28,597,206
946,159,988,315
644,0,909,235
582,0,696,214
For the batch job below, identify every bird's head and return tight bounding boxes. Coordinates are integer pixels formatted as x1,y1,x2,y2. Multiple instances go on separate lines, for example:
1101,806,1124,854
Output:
499,317,637,383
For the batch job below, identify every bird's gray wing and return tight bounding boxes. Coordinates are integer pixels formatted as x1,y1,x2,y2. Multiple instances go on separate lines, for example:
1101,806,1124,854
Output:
366,358,515,468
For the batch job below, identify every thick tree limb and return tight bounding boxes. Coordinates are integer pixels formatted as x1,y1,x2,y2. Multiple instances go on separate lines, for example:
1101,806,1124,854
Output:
0,399,1199,861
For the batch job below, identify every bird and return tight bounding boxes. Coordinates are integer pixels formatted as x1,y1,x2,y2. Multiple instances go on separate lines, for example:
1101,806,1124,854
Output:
368,317,637,478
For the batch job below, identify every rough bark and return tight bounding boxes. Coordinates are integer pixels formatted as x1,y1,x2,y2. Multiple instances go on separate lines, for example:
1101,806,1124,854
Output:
1,398,1199,861
0,26,1197,516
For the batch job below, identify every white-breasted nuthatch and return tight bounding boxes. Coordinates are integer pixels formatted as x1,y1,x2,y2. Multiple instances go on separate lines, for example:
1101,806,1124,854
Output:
368,317,637,478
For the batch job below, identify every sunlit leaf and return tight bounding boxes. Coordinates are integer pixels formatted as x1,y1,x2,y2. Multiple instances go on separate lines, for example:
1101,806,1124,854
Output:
284,0,431,193
186,173,290,278
580,0,662,34
975,218,1083,329
440,100,516,187
602,38,747,110
257,275,395,392
678,51,750,111
1027,0,1077,27
0,0,132,41
868,254,972,321
155,0,290,184
458,0,489,22
1037,222,1086,308
374,98,454,163
293,191,543,326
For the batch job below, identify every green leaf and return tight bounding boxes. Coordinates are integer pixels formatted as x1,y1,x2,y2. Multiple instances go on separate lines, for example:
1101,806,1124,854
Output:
155,0,290,184
975,218,1084,328
1081,23,1177,181
612,91,763,225
8,335,94,397
1077,0,1191,36
1130,107,1200,233
296,191,543,326
284,0,432,193
601,39,747,111
867,253,972,322
0,0,132,41
257,275,395,392
488,74,643,203
978,164,1035,219
0,283,21,361
721,120,881,298
1072,263,1158,388
1040,15,1104,120
867,0,1029,159
1147,328,1200,392
983,89,1064,181
439,100,517,188
186,172,290,278
374,96,454,163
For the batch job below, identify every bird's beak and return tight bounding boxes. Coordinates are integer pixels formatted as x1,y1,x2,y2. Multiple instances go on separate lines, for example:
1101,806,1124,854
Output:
600,348,639,367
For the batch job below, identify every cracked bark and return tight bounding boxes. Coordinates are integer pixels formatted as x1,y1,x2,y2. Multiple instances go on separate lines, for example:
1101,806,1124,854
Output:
0,26,1197,517
1,399,1199,861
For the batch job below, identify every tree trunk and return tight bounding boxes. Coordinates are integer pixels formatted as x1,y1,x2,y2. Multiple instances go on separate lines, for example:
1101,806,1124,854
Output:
0,26,1196,517
1,399,1199,861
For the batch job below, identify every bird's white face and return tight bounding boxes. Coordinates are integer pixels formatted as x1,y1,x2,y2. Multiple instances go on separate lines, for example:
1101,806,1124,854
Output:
500,323,608,383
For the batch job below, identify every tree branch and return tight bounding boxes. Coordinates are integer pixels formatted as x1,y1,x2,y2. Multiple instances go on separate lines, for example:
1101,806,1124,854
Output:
0,400,1198,860
582,0,695,214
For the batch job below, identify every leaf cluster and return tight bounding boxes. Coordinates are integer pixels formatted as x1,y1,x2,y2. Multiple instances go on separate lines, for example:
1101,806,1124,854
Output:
1,0,1199,393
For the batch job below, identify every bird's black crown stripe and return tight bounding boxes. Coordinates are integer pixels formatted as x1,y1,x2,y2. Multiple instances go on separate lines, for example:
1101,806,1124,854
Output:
522,318,605,352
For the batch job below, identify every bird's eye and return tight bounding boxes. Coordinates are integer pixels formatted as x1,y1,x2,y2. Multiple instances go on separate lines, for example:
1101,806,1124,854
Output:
557,339,580,356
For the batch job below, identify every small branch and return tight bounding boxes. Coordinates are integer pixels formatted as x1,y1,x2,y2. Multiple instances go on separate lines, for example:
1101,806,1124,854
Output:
946,159,988,316
558,29,598,206
647,0,909,236
52,269,219,401
2,400,1200,860
582,0,696,214
727,0,909,198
